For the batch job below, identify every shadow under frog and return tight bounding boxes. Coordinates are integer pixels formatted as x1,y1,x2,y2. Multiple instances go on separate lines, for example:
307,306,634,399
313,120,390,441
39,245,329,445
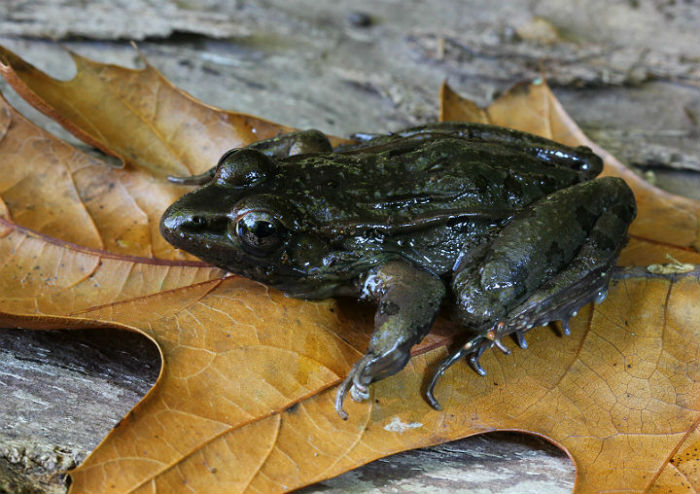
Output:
160,122,636,419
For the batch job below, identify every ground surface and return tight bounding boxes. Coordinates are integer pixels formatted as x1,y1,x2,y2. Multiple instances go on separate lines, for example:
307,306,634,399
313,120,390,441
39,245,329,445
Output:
1,1,698,493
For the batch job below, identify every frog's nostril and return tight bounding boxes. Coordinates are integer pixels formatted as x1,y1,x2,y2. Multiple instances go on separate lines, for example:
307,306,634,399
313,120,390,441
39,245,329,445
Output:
190,216,207,227
160,209,204,235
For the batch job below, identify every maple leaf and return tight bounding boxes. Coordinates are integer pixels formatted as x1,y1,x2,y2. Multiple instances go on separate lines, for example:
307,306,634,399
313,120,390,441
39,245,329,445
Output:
1,46,698,493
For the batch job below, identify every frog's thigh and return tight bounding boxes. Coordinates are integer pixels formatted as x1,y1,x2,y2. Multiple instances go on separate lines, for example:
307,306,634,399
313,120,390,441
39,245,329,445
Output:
398,122,602,175
452,176,636,334
335,261,445,418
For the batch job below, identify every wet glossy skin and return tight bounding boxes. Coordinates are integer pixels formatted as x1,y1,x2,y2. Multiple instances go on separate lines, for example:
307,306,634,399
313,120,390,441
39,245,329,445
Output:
160,122,636,418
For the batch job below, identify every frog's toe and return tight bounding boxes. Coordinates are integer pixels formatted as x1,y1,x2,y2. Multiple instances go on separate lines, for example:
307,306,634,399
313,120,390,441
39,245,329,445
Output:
350,382,370,402
335,372,354,420
559,317,571,336
425,390,443,411
492,337,511,355
468,352,488,376
467,338,494,375
335,354,374,420
425,347,467,410
335,375,363,420
484,323,511,355
425,336,491,410
514,330,528,349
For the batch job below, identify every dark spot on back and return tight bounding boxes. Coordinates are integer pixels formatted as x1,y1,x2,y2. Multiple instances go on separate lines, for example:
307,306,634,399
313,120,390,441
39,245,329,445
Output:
591,230,617,253
379,300,400,316
575,205,598,230
545,241,566,267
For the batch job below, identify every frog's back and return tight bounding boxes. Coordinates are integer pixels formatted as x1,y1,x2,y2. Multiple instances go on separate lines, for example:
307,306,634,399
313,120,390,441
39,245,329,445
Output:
275,135,600,232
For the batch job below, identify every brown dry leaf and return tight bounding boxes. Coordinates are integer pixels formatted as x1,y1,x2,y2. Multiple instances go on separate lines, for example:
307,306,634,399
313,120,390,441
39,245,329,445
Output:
0,92,216,262
1,47,698,493
0,92,225,314
0,45,294,178
84,268,692,494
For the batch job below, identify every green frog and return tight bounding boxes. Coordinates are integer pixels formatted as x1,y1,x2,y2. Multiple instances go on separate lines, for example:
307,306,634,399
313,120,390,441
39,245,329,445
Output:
160,122,636,419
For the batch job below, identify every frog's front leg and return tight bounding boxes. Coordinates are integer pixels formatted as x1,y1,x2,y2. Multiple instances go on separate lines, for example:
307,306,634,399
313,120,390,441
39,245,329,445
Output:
168,129,331,185
335,261,446,419
427,176,636,409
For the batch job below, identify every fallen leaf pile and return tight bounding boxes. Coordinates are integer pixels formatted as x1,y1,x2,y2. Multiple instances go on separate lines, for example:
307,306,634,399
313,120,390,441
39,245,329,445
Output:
1,45,698,493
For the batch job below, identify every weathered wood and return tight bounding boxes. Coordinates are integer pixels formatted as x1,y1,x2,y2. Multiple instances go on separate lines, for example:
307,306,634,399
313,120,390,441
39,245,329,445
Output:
1,0,698,492
0,328,160,494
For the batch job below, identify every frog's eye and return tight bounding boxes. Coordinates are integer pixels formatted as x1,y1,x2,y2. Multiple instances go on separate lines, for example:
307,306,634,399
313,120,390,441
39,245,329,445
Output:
216,149,274,188
233,211,285,253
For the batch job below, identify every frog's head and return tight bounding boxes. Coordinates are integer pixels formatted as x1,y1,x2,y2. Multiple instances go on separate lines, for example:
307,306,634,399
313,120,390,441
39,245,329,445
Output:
160,149,349,297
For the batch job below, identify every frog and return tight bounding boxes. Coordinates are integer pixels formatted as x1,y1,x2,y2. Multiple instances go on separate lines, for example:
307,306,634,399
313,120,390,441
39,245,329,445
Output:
159,122,636,419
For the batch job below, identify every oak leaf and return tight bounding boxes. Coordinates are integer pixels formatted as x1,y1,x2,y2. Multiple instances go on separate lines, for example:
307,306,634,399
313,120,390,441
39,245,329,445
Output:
0,46,698,493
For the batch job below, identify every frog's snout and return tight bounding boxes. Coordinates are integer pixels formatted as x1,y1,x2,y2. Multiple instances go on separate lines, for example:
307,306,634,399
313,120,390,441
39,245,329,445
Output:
159,205,182,238
160,204,206,243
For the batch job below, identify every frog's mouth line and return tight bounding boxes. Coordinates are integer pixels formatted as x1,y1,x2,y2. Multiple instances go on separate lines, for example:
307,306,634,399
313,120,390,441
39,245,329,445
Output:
160,226,334,293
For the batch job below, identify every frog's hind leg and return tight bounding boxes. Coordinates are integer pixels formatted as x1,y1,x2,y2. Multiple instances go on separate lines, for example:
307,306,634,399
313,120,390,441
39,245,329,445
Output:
428,176,636,409
395,122,603,178
500,180,636,342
